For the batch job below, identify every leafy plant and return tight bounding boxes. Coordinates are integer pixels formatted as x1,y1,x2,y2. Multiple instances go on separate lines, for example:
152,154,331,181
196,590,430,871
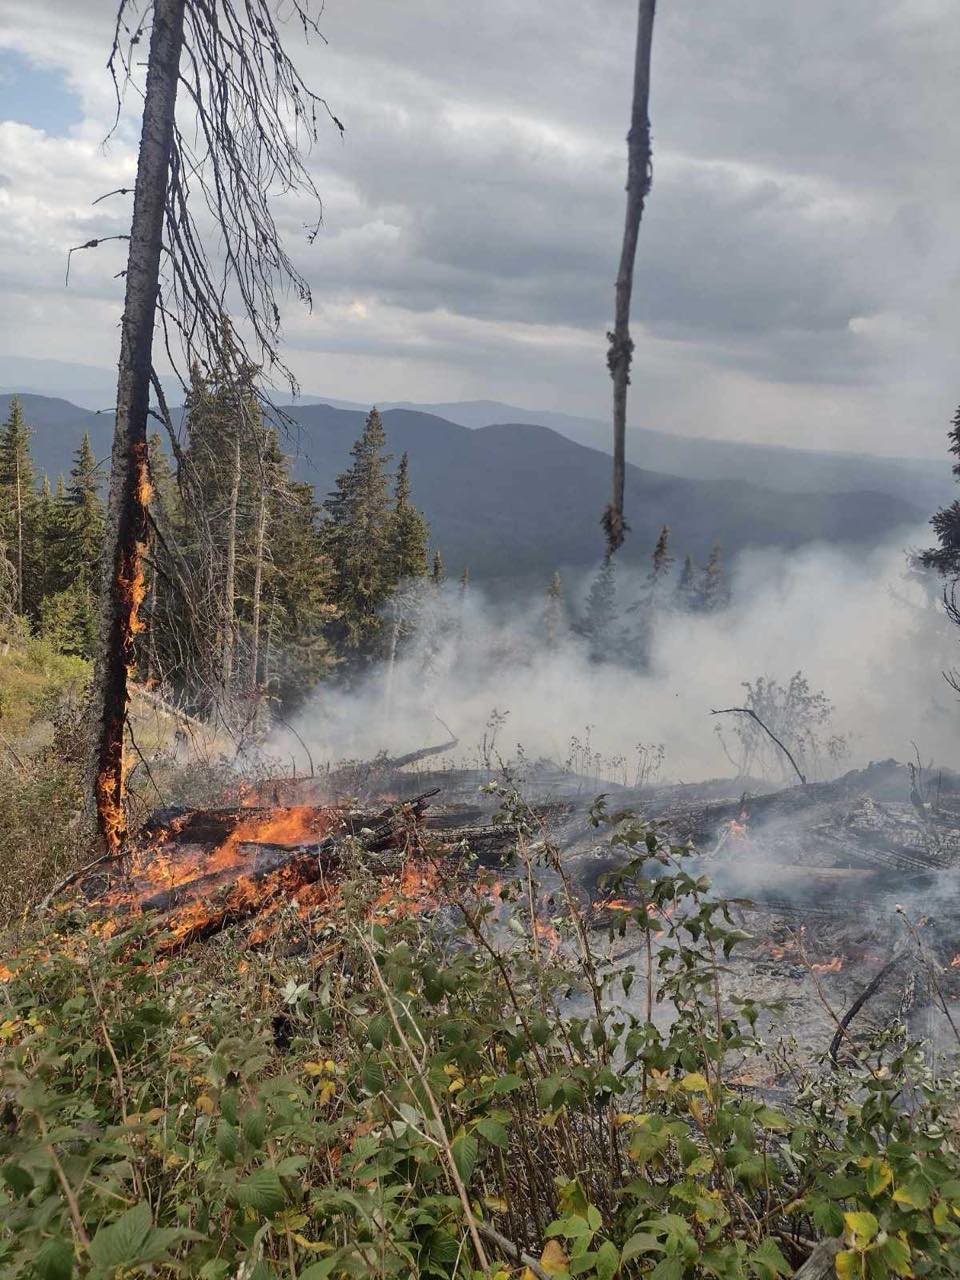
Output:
0,790,957,1278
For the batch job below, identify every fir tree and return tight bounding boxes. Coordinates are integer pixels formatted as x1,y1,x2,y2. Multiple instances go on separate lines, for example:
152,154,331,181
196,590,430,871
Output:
65,434,105,581
675,554,697,611
42,435,106,656
582,558,617,663
431,550,446,585
921,403,960,577
0,397,36,616
388,452,429,582
698,543,729,613
321,408,394,662
543,570,565,650
650,525,674,595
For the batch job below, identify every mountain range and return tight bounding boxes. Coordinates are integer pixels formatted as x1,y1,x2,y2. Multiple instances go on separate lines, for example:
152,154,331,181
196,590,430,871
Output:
0,387,939,588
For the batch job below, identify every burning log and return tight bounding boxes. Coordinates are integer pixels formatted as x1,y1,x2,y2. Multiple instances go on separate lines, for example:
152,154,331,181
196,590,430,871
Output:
77,788,523,950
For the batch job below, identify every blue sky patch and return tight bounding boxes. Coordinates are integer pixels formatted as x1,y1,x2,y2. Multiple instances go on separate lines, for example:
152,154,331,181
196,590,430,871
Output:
0,48,81,134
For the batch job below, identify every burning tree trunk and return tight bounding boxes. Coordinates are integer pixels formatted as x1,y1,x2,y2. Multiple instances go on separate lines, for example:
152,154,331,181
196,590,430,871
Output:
603,0,656,557
93,0,186,852
87,0,336,845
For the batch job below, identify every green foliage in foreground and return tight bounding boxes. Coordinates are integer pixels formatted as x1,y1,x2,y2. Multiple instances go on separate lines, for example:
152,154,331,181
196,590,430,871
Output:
0,795,958,1280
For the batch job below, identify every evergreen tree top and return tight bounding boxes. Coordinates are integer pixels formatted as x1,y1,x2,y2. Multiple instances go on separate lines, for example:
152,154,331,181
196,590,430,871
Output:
0,396,35,491
921,403,960,576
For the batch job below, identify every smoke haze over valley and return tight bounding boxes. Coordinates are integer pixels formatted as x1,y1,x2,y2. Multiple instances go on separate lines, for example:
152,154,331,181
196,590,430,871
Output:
280,530,958,784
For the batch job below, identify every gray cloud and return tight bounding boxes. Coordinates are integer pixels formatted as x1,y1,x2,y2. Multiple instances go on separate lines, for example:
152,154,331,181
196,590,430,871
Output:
0,0,957,454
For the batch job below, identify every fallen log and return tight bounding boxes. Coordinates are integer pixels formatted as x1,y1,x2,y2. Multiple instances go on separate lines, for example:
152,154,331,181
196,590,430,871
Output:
792,1239,840,1280
829,947,912,1066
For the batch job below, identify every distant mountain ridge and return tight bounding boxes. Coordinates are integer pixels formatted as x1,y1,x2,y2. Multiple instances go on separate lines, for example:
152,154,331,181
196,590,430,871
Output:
0,356,950,515
0,390,928,588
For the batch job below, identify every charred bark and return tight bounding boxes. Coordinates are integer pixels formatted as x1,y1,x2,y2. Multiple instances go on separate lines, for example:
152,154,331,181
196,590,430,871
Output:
604,0,656,557
93,0,186,852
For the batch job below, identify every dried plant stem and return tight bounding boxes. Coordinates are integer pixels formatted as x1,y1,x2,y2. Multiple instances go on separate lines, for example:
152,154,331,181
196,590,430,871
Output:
355,928,492,1276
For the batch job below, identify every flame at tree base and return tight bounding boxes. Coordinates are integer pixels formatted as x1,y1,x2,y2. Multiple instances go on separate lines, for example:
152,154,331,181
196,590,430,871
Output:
95,442,153,855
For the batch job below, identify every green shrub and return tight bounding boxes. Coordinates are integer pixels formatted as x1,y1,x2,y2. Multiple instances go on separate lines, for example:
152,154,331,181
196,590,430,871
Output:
0,792,957,1279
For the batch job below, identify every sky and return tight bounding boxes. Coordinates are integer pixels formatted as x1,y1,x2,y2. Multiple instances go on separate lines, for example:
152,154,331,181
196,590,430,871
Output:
0,0,958,457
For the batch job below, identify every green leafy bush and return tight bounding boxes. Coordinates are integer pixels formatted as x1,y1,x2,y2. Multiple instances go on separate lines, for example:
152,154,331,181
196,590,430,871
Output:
0,791,957,1278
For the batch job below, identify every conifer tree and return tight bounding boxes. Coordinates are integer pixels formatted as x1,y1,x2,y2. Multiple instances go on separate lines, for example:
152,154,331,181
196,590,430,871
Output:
0,397,36,616
675,554,697,611
322,408,394,662
259,473,336,705
921,403,960,577
388,452,429,582
650,525,674,595
431,550,446,585
35,475,56,601
39,437,105,656
583,558,617,663
544,570,565,650
698,543,729,613
65,434,106,590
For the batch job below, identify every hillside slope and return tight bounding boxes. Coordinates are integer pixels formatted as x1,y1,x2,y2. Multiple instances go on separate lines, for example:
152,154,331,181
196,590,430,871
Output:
0,393,924,584
282,403,921,579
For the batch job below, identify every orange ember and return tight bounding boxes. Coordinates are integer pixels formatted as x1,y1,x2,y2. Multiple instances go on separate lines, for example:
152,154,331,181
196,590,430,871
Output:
532,917,561,955
950,954,960,969
811,956,843,974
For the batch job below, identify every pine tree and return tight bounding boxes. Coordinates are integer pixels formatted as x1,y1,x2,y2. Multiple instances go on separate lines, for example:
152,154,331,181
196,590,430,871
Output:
675,554,697,611
321,408,394,662
431,550,446,585
67,434,105,578
35,475,56,601
544,570,565,650
698,543,729,613
388,452,429,582
0,397,37,616
650,525,674,595
43,434,106,656
260,473,336,705
582,558,617,663
921,403,960,577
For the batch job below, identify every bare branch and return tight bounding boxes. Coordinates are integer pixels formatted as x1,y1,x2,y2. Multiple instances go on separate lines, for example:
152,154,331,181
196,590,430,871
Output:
710,706,807,785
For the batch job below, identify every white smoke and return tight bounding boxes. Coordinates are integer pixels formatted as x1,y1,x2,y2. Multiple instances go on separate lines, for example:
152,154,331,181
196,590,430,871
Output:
277,528,959,783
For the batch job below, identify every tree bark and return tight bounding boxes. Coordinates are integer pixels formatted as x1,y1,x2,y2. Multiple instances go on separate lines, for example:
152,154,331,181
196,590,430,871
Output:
249,482,266,693
604,0,656,557
92,0,186,852
14,448,23,615
221,429,241,699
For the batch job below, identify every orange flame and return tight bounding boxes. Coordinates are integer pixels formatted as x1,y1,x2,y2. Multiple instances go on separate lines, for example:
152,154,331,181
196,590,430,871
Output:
811,956,843,974
950,954,960,969
95,443,155,855
532,917,561,955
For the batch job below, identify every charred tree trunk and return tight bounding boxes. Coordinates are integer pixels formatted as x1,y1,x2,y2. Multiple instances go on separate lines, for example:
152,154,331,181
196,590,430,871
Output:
221,428,241,700
92,0,186,851
603,0,656,558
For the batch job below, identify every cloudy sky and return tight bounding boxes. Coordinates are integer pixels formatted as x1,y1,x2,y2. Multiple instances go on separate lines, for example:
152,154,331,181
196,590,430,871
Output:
0,0,958,456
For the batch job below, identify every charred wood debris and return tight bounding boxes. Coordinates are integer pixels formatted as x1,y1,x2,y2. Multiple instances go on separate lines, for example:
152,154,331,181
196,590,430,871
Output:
65,750,960,1067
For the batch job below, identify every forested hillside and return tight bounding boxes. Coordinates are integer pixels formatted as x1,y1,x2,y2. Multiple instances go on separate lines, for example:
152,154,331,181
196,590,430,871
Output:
0,393,924,587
